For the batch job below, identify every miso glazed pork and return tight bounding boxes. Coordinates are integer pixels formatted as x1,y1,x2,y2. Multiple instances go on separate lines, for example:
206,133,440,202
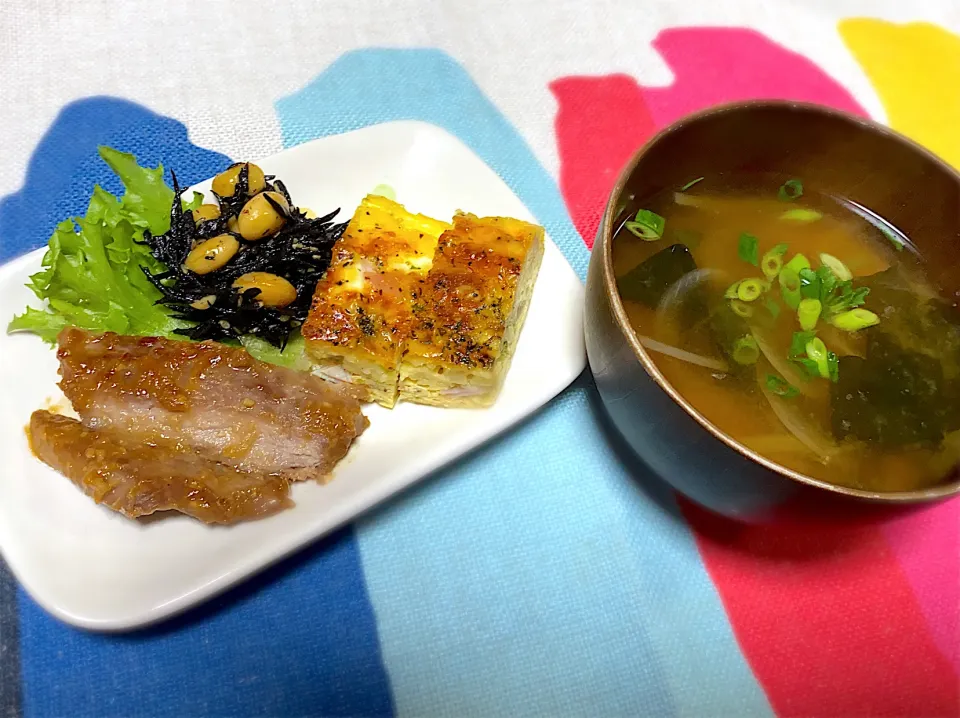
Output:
29,411,292,524
304,197,544,408
29,328,368,524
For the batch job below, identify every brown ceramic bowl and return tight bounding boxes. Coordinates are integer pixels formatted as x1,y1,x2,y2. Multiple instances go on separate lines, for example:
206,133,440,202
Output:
585,101,960,520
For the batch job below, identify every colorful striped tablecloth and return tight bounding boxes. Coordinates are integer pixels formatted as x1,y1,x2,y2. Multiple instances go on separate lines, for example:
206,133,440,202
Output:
1,2,958,716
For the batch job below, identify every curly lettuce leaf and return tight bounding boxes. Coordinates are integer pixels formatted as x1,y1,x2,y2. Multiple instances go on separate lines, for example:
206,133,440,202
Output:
7,147,184,342
7,148,309,370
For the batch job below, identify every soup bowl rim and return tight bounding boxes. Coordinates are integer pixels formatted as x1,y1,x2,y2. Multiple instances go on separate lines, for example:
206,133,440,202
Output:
598,98,960,503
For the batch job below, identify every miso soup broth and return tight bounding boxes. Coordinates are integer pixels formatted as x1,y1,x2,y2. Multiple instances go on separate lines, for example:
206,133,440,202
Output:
613,176,960,493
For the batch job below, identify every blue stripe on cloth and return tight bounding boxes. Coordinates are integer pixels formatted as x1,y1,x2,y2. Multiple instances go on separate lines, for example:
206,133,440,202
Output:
0,97,229,263
19,529,392,717
5,97,393,718
276,48,774,718
0,558,22,718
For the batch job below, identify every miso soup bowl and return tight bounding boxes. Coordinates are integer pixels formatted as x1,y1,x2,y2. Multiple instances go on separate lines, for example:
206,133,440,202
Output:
584,101,960,520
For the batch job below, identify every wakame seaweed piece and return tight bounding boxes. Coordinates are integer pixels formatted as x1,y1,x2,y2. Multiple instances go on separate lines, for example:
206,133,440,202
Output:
706,301,755,376
831,333,948,447
618,243,697,308
861,267,960,378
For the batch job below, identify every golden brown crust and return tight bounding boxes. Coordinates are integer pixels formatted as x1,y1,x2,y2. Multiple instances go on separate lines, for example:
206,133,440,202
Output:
303,195,449,406
398,213,545,407
405,213,542,370
56,327,368,478
29,410,292,524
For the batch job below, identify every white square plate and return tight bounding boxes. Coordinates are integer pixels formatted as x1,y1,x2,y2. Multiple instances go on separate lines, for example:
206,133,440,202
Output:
0,121,585,630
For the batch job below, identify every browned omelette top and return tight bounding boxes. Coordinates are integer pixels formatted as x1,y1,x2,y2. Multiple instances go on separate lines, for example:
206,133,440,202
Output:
405,213,541,369
302,195,448,364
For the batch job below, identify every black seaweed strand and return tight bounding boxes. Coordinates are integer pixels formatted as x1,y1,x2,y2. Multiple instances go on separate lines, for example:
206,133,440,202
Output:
139,167,346,349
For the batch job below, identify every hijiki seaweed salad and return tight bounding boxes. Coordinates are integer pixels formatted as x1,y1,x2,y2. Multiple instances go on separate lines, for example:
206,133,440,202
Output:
143,162,345,349
8,147,344,366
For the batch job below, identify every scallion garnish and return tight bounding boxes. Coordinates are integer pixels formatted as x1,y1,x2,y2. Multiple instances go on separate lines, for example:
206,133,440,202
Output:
797,298,822,331
765,374,800,398
818,253,852,282
789,330,818,359
724,281,742,299
738,233,759,266
730,299,754,318
761,248,785,280
829,308,880,332
784,253,811,274
798,267,820,299
680,177,704,191
737,278,765,303
805,337,830,379
778,179,803,201
625,209,666,241
779,268,802,309
827,350,840,383
780,208,822,222
733,335,760,365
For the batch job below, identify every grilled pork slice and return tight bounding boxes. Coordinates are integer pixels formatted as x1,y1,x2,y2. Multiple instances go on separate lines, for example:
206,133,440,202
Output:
56,328,368,481
398,213,544,408
29,410,291,524
302,194,450,408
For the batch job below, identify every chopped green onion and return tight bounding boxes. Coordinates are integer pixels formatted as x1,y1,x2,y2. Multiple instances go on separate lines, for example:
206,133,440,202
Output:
779,267,802,309
778,179,803,201
761,250,784,280
625,209,666,240
737,278,765,302
829,308,880,332
730,299,754,318
827,351,840,383
770,243,789,256
371,184,397,201
805,337,831,379
724,281,742,299
784,253,810,275
780,208,822,222
797,298,822,331
815,264,839,301
680,177,704,191
764,298,781,319
765,374,800,398
794,358,821,379
733,335,760,365
818,253,852,282
825,284,870,314
798,267,820,299
738,233,759,266
789,330,817,359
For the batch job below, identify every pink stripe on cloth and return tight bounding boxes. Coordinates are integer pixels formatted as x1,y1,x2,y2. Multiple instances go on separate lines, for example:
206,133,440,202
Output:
683,498,960,717
640,27,867,125
881,499,960,672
